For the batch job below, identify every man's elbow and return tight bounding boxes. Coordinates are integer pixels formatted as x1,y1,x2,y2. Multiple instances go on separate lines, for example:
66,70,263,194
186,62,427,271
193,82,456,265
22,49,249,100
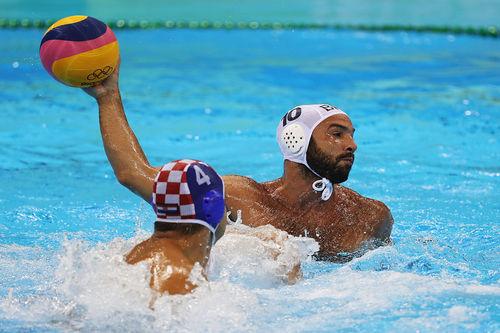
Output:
115,169,135,188
114,167,155,202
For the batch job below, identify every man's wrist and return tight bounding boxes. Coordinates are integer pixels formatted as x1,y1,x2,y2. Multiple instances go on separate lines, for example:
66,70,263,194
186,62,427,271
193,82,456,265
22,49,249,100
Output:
96,90,120,105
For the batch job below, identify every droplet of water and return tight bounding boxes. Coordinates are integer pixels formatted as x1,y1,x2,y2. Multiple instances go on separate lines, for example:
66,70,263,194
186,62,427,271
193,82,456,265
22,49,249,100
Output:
12,61,19,69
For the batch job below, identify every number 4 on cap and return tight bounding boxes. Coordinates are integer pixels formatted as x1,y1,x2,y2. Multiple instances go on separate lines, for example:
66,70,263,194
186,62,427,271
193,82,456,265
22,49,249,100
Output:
193,165,211,186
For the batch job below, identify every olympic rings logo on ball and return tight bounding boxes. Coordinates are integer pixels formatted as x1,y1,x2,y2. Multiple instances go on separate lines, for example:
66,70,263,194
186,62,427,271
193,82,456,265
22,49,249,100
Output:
87,66,113,81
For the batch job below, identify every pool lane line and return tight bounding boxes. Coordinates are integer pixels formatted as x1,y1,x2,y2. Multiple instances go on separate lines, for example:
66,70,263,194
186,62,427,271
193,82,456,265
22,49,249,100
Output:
0,18,498,38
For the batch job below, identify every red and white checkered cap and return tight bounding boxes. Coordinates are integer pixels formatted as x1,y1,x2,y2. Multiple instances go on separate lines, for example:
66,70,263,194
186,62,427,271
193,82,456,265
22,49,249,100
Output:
152,159,225,233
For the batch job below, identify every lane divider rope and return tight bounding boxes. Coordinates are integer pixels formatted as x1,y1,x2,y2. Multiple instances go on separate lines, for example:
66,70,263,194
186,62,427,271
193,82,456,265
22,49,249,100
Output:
0,18,497,38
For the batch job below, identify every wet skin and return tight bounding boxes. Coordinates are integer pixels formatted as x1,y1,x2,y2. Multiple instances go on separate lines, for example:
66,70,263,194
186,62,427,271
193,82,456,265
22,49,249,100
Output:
124,226,213,295
84,63,393,266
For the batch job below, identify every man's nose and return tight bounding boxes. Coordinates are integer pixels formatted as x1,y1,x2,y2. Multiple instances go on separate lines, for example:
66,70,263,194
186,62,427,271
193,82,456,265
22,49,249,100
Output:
346,137,357,153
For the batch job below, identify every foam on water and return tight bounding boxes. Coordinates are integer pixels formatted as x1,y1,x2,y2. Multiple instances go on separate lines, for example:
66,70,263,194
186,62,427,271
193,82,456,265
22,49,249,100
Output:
0,225,319,331
1,225,498,332
210,223,320,287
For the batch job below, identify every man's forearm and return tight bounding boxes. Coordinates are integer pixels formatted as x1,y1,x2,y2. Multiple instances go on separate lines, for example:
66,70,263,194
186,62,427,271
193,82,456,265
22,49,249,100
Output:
97,91,157,200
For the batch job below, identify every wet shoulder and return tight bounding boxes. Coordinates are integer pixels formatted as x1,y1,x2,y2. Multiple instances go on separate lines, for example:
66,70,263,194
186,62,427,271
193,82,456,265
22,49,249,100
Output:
339,185,394,241
222,175,267,198
336,185,392,223
222,175,271,225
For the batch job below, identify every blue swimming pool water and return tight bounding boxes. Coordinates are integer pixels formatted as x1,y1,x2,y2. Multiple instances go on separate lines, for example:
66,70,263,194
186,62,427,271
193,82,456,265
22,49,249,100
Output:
0,29,499,332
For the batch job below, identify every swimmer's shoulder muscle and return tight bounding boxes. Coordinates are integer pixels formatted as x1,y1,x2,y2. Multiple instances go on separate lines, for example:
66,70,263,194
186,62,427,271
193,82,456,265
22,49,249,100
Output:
223,175,265,199
338,185,394,243
222,175,267,225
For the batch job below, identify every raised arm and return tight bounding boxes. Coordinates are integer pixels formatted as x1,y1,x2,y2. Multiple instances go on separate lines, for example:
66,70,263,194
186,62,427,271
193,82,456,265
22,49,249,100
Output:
83,61,158,201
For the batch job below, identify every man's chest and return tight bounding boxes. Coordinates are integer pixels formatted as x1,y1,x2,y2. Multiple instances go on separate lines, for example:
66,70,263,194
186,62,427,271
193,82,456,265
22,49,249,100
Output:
237,196,373,253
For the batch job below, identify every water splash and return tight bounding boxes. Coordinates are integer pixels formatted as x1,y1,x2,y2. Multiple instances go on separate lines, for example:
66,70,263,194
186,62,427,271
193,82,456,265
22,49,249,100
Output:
1,235,498,332
210,224,319,287
0,224,318,331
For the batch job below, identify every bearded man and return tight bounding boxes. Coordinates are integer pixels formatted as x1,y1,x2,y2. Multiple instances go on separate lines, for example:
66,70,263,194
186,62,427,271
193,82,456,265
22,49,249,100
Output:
223,104,393,261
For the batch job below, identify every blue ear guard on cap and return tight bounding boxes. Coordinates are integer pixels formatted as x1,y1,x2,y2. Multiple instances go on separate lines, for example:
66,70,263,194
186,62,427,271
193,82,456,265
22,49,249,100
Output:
184,162,226,232
202,189,225,227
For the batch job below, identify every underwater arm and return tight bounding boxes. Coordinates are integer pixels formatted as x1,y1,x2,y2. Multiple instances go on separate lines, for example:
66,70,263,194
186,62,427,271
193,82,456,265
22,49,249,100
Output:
83,61,158,201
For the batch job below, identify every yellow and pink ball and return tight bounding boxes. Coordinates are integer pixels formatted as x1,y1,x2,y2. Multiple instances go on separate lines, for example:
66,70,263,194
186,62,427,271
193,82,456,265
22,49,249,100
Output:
39,15,120,87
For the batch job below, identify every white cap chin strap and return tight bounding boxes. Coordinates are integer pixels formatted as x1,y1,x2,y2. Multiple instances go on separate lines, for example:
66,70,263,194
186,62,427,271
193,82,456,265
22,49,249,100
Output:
277,104,348,201
312,178,333,200
304,159,333,201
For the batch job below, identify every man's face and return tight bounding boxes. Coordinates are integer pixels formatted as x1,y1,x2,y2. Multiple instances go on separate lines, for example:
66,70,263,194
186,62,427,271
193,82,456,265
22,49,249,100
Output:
306,114,357,184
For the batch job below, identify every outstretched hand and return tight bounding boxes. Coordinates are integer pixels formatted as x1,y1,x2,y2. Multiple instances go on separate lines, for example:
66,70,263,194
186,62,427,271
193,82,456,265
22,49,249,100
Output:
83,58,120,100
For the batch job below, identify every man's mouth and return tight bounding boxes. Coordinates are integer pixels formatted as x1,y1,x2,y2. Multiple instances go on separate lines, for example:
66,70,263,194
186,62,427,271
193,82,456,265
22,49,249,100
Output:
338,154,355,164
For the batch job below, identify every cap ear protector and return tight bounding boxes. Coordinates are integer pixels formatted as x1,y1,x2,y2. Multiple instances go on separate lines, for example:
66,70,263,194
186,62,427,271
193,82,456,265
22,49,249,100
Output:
202,189,225,226
280,123,306,155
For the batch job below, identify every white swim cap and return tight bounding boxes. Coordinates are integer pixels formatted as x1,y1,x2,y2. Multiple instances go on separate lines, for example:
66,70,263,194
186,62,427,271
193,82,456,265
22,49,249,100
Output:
276,104,348,200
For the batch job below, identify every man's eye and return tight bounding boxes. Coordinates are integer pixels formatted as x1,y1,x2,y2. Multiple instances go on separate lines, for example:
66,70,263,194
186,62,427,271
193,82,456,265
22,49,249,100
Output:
332,132,342,137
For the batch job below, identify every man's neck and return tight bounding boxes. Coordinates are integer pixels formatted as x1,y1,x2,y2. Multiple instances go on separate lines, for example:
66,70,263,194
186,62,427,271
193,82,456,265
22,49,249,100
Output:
152,226,212,267
274,160,333,208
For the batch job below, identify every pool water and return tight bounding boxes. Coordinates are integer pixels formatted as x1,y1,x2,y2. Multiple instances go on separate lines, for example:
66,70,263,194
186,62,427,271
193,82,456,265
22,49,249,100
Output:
0,29,499,332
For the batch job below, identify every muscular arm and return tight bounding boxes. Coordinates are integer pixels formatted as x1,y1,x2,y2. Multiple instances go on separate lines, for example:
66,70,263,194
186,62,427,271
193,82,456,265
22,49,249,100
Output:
372,202,394,244
84,62,158,201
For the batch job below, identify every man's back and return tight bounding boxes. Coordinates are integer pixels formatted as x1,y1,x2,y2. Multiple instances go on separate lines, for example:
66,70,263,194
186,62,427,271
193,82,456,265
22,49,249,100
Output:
126,236,199,294
224,175,393,261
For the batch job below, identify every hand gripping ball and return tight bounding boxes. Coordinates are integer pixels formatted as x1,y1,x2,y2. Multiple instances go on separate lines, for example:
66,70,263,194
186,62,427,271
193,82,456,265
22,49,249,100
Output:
39,15,119,87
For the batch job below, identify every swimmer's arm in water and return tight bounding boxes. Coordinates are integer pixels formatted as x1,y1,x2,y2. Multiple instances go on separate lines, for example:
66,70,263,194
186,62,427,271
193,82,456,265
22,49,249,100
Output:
372,202,394,245
83,61,158,202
